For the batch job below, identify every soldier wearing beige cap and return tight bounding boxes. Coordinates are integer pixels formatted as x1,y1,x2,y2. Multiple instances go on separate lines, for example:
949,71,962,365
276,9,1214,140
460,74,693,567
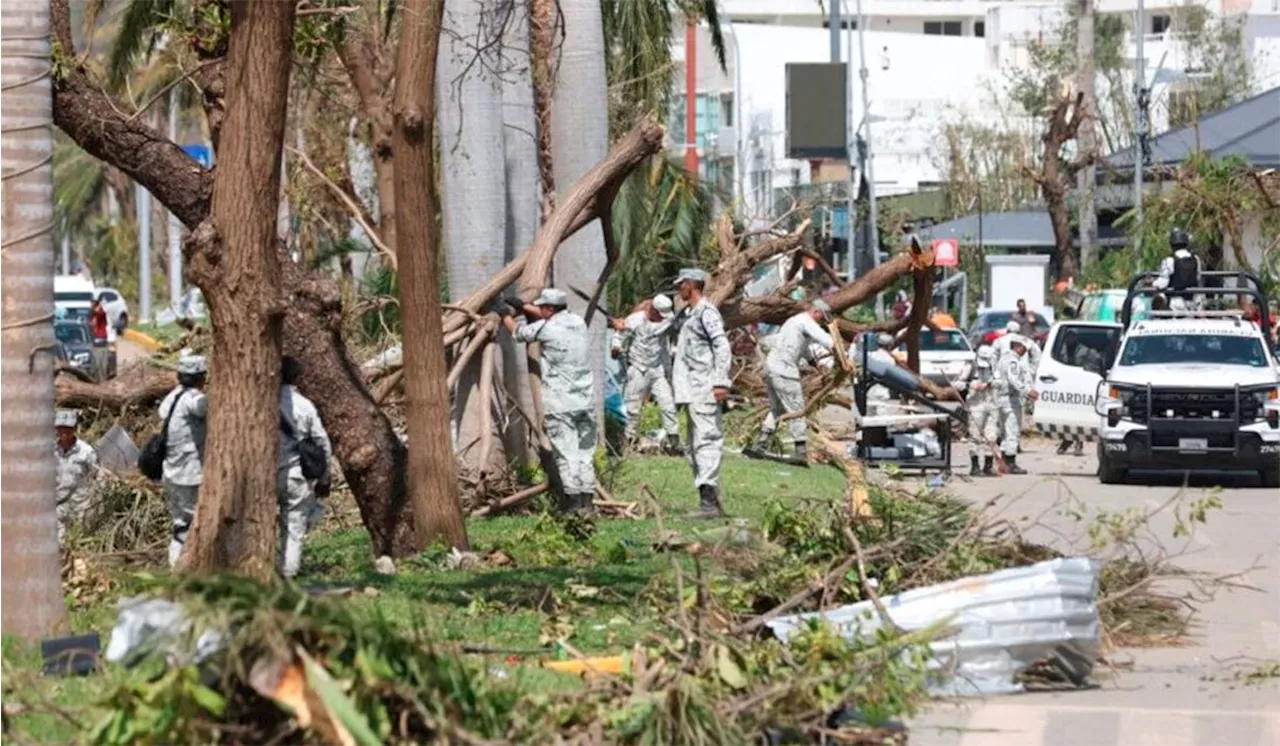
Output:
54,408,99,543
158,353,209,567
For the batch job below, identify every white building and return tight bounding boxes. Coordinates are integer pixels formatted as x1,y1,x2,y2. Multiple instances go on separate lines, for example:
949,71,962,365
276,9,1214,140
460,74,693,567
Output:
670,0,1280,220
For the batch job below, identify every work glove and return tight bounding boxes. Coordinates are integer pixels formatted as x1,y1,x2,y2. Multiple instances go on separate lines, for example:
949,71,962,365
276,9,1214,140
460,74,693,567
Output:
314,473,332,499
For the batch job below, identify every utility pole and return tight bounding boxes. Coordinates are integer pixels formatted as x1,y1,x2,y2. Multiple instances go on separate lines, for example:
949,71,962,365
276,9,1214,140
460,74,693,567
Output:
60,231,70,275
1133,0,1146,240
684,21,698,176
829,0,840,60
167,91,183,312
1076,0,1098,274
136,181,152,323
854,0,883,317
845,0,856,279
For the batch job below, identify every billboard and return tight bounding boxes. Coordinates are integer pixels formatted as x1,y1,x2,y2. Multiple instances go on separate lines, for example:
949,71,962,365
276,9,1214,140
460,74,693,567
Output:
785,63,848,160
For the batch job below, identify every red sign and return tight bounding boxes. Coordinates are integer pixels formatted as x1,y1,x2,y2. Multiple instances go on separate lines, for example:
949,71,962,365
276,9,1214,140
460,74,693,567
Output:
932,239,959,267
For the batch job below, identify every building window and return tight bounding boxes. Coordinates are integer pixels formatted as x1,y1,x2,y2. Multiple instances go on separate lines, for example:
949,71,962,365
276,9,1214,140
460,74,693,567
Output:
721,93,733,128
924,20,963,36
974,20,985,37
1151,14,1171,35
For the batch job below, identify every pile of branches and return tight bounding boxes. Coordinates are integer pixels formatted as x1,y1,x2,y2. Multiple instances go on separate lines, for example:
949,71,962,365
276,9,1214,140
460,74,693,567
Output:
22,574,925,746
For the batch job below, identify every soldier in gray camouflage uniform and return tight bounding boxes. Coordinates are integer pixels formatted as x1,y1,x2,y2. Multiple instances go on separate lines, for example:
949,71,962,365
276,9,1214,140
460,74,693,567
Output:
55,408,99,543
503,288,597,514
745,300,834,465
672,268,731,518
612,293,680,451
277,356,332,577
158,354,209,567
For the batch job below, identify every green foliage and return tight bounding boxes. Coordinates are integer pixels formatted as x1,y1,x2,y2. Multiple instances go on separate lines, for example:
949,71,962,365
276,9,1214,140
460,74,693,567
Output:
608,157,715,311
1092,154,1276,286
602,0,727,141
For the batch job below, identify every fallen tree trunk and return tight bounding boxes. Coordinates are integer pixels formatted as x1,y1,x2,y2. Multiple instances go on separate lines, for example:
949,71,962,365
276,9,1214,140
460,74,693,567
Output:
55,366,177,410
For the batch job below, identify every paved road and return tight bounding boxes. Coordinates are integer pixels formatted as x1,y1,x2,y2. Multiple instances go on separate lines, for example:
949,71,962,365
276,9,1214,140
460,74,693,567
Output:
115,337,151,369
906,444,1280,746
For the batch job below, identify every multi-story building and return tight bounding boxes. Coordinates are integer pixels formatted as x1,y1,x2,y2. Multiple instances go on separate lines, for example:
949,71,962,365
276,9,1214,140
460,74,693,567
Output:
669,0,1280,223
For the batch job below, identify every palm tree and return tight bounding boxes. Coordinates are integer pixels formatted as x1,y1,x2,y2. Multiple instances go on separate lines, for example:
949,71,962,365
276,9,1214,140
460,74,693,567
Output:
1,0,71,638
438,0,509,475
551,0,612,427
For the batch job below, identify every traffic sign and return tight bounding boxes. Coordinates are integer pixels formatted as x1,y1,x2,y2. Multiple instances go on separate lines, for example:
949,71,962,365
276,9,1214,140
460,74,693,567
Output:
932,238,959,267
182,144,212,168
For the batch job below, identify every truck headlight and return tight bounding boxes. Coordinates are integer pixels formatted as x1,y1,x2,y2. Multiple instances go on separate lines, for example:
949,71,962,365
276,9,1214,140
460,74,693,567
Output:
1107,386,1136,421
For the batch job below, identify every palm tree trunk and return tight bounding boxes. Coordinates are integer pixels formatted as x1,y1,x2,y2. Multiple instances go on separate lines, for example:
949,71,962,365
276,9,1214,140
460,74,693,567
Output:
550,0,610,430
394,0,470,550
438,0,509,478
529,0,557,219
500,0,539,464
1,0,70,638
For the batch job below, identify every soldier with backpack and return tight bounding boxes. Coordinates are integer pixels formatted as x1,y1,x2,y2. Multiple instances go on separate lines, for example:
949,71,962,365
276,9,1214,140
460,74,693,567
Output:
154,354,209,568
1153,228,1201,311
277,356,332,578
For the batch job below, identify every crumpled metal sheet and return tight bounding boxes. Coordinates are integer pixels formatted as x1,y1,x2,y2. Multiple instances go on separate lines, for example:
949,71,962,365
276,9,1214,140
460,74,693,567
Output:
94,424,139,473
766,557,1101,697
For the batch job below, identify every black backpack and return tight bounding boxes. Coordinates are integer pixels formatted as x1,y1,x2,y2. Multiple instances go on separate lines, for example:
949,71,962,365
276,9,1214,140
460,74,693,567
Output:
138,389,187,481
280,412,329,481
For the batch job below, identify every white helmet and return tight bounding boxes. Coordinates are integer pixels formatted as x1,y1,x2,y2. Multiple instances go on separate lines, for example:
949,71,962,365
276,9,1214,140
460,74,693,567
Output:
1005,320,1020,334
652,294,673,314
975,345,995,368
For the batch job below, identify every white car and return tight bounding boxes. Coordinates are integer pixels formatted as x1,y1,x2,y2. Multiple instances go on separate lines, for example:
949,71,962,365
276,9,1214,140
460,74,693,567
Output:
895,328,977,392
95,287,130,332
1035,315,1280,487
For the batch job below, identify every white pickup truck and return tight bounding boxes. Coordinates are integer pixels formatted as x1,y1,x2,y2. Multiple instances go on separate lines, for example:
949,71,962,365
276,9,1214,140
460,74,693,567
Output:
1033,271,1280,487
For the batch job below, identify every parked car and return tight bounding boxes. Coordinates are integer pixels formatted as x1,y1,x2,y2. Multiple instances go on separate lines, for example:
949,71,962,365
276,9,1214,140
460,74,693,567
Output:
95,287,130,332
54,274,95,324
55,320,93,367
967,309,1051,348
895,328,977,392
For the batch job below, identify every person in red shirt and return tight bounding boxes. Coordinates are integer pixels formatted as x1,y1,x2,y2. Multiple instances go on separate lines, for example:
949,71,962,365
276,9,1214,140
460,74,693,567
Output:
89,299,109,342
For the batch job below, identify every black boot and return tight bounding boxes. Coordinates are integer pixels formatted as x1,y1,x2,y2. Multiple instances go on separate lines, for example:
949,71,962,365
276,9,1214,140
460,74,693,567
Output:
1056,439,1071,455
743,432,770,460
664,434,685,456
790,441,811,467
969,454,981,477
1005,455,1027,475
688,484,726,519
982,456,995,476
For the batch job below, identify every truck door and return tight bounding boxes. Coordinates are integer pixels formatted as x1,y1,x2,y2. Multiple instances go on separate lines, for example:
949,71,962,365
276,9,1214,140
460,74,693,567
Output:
1032,322,1123,440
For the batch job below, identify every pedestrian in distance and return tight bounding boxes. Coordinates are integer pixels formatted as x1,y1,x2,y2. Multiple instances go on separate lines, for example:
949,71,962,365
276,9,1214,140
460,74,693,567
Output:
501,288,597,515
671,268,731,519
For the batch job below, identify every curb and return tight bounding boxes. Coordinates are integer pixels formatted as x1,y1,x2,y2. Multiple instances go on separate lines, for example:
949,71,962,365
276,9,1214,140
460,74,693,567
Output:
122,328,162,352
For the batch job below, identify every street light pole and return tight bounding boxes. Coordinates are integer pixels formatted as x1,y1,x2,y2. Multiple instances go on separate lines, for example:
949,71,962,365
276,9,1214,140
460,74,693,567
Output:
854,0,883,318
845,0,856,279
1133,0,1145,241
167,90,183,313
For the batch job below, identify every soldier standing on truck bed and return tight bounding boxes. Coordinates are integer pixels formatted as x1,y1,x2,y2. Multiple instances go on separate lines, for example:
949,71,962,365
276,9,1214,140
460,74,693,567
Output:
1153,228,1201,311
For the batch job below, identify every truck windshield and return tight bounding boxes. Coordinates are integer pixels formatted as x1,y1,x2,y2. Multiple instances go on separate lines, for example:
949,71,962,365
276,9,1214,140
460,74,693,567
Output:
1119,334,1269,368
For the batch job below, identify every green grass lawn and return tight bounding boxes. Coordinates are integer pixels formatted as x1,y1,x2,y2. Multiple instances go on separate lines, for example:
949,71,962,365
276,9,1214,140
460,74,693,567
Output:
3,453,851,741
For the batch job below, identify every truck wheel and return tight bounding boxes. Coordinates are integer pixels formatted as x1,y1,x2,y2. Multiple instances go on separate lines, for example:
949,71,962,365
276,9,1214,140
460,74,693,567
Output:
1097,445,1126,485
1260,467,1280,489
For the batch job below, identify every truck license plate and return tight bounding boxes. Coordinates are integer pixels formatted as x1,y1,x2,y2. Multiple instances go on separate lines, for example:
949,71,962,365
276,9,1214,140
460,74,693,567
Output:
1178,438,1209,452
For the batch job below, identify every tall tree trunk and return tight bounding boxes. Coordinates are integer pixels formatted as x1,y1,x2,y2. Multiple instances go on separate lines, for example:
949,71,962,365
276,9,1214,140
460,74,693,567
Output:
180,0,297,578
500,0,538,464
550,0,609,432
1075,0,1097,275
529,0,557,220
1,0,70,638
393,0,469,549
438,0,509,478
